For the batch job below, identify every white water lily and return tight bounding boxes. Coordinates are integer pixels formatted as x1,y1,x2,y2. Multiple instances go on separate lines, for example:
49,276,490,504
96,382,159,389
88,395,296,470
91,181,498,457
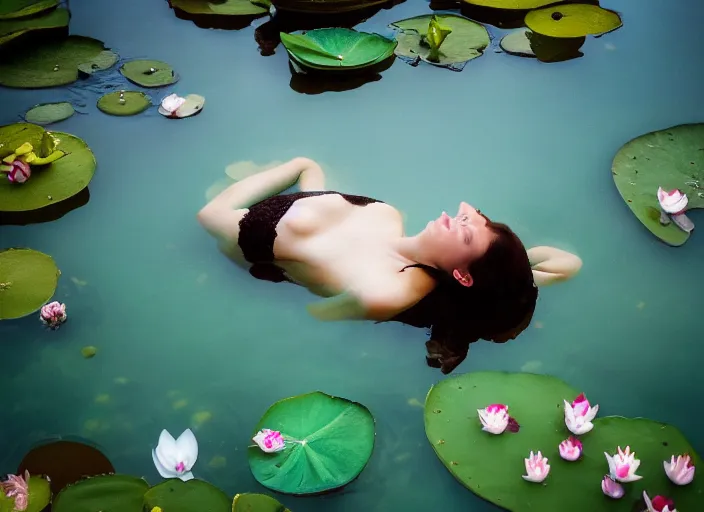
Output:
663,454,695,486
522,451,550,483
604,446,642,483
657,187,688,214
477,404,509,435
152,428,198,481
160,93,186,115
563,393,599,435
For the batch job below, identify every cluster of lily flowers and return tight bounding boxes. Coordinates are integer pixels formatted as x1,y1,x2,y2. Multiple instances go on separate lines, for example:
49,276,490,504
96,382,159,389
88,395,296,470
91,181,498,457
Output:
477,394,696,511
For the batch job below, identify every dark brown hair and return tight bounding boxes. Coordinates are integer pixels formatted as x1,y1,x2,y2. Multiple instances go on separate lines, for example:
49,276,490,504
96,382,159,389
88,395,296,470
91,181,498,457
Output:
389,220,538,374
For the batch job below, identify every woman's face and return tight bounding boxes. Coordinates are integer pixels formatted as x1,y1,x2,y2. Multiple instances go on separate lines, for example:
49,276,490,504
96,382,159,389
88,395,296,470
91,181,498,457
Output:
419,202,496,277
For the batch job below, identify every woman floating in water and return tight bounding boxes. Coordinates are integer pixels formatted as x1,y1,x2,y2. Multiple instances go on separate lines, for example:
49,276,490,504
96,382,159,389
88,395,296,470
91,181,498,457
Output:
197,158,582,374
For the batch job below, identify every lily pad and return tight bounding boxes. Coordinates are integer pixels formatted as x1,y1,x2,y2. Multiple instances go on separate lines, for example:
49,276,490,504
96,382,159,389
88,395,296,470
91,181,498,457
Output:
169,0,267,17
24,102,75,125
0,124,97,212
0,35,110,88
0,0,59,20
232,493,291,511
499,28,535,57
97,91,151,116
248,391,375,495
0,7,69,46
525,4,622,38
266,0,388,13
0,474,51,512
158,94,205,119
77,50,119,75
279,28,396,70
119,60,178,88
81,345,97,358
612,123,704,246
143,479,230,512
389,14,489,71
0,248,59,320
52,474,148,512
462,0,557,8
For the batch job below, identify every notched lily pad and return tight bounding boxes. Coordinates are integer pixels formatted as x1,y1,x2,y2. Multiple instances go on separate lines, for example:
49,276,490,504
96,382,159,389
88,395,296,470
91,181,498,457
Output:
119,59,178,87
525,4,622,38
0,0,60,20
97,91,151,116
499,28,535,57
77,50,120,76
612,123,704,246
25,102,75,125
0,6,69,47
52,474,149,512
144,479,230,512
0,247,59,320
168,0,267,29
232,493,292,511
390,14,489,71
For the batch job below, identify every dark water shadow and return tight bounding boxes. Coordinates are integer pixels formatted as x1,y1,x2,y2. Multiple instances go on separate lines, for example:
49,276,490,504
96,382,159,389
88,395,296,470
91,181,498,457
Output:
447,0,601,29
0,27,69,60
527,31,585,62
0,187,90,226
167,0,267,30
288,55,395,95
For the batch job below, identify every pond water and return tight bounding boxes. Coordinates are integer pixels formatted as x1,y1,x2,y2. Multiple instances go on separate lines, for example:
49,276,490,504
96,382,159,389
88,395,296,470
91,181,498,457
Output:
1,0,703,510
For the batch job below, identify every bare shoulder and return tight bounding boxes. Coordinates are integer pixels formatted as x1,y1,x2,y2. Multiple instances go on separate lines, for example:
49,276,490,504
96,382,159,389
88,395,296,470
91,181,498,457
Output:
361,265,436,321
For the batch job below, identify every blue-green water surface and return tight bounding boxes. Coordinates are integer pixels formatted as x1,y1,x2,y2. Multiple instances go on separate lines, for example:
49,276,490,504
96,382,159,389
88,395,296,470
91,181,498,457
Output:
1,0,703,510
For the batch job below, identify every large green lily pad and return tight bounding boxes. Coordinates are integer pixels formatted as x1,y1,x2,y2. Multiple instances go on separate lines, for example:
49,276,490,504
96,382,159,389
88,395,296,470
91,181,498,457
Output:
143,479,230,512
119,60,178,88
280,28,396,70
462,0,556,8
52,474,148,512
0,0,59,20
0,123,96,212
612,123,704,246
525,4,622,38
390,14,489,71
169,0,267,16
0,7,69,46
97,91,151,116
0,248,59,320
25,102,75,125
248,391,375,495
0,474,51,512
0,35,110,88
232,493,291,511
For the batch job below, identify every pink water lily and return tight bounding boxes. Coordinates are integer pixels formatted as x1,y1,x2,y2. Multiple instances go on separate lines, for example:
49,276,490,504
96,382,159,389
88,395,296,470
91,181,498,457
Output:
657,187,688,214
477,404,519,434
39,301,67,329
252,429,286,453
564,393,599,435
663,454,695,485
522,451,550,483
604,446,642,482
152,429,198,481
1,470,30,511
160,93,186,116
601,475,624,499
643,491,677,512
558,436,582,461
0,160,31,184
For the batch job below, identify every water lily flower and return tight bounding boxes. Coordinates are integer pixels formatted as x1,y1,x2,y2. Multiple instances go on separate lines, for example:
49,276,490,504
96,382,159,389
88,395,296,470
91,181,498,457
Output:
252,429,286,453
643,491,677,512
159,93,186,117
477,404,513,435
0,160,31,184
152,429,198,481
559,436,583,461
604,446,643,482
657,187,694,233
601,475,624,499
522,451,550,483
663,454,695,485
1,470,30,511
563,393,599,435
40,301,67,329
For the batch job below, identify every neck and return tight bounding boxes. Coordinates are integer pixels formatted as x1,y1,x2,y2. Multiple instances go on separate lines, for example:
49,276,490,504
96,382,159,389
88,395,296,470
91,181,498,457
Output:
391,234,438,269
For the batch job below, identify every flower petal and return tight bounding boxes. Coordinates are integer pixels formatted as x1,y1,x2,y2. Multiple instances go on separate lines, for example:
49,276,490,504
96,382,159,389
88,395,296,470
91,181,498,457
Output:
155,430,178,470
178,471,194,482
152,449,177,479
175,429,198,468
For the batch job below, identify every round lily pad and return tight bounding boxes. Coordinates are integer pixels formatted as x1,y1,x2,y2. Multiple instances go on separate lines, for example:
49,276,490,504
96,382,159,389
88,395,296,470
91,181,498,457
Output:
525,4,623,38
462,0,556,8
232,493,291,511
279,28,397,71
248,391,375,495
612,123,704,246
77,50,120,76
170,0,267,17
158,93,205,119
0,0,59,20
24,102,75,125
0,248,59,320
0,474,51,512
0,6,69,47
119,60,178,88
500,28,535,57
97,91,151,116
52,474,149,512
0,123,97,212
144,479,230,512
81,345,97,358
390,14,489,71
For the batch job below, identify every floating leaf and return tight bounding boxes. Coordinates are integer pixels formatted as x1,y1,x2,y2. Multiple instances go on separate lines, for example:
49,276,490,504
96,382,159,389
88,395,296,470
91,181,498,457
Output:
77,50,119,75
24,102,75,125
389,14,489,71
119,59,178,88
0,0,59,20
0,7,68,46
499,28,535,57
169,0,267,16
462,0,556,8
81,345,97,358
525,4,622,38
158,93,205,119
0,123,97,212
143,479,230,512
0,248,59,320
612,123,704,246
280,28,396,70
52,474,148,512
232,493,291,511
97,91,151,116
248,391,375,495
0,474,51,512
0,35,110,88
266,0,387,13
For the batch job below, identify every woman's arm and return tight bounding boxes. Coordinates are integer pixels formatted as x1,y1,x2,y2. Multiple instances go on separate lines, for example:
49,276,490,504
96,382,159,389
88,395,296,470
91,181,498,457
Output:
527,246,583,286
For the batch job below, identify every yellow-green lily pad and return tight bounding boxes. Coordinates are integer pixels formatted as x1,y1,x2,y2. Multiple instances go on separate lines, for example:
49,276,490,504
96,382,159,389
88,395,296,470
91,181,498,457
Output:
0,6,68,46
119,60,178,88
97,91,151,116
462,0,556,8
144,479,230,512
0,0,59,20
0,123,97,212
170,0,267,16
24,102,75,125
525,4,622,38
77,50,120,75
232,493,292,511
0,248,60,320
0,35,111,88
